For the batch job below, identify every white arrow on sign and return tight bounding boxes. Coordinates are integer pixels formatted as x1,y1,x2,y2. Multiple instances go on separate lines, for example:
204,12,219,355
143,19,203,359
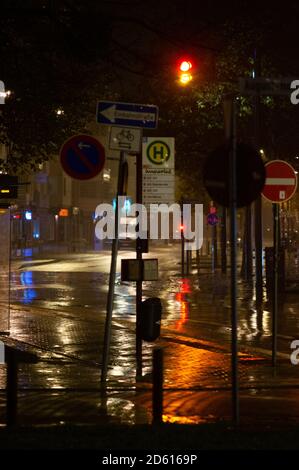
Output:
100,104,156,123
78,142,91,150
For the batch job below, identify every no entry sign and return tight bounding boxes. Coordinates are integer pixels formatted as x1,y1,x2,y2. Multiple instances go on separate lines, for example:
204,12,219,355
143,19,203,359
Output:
262,160,297,203
60,134,105,180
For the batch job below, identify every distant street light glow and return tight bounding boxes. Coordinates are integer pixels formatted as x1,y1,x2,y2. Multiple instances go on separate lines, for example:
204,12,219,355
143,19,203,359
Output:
25,211,32,221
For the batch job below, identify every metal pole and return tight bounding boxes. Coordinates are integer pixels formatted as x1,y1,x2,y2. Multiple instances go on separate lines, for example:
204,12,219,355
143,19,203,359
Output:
221,207,227,274
245,205,253,280
186,245,190,275
8,207,11,332
229,96,239,425
254,48,263,306
101,151,125,388
181,203,185,276
211,225,215,273
196,248,200,274
272,203,279,367
136,151,143,378
152,348,163,424
6,350,18,427
213,223,218,268
181,233,185,276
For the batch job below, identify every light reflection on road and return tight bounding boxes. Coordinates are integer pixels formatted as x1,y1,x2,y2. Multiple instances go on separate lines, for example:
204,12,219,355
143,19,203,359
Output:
20,271,37,304
5,247,299,425
174,278,190,331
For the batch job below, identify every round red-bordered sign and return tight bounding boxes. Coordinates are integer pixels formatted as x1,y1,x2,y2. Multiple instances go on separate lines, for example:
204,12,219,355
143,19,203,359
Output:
60,134,105,180
262,160,297,203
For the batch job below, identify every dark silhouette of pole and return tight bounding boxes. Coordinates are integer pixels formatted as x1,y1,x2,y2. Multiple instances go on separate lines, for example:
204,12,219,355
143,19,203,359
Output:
221,206,227,274
152,348,163,424
272,203,279,367
227,95,239,426
6,350,18,427
245,206,253,280
254,48,263,306
136,151,143,378
101,151,125,388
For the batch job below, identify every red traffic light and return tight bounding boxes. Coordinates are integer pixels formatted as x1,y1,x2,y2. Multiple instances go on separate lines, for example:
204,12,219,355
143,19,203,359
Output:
179,60,193,72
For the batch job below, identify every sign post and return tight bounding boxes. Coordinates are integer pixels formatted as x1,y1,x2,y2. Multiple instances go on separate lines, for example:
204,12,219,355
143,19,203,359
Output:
272,200,281,369
101,151,126,388
0,209,11,334
207,211,219,273
228,96,239,426
98,100,159,380
262,160,297,367
136,149,143,378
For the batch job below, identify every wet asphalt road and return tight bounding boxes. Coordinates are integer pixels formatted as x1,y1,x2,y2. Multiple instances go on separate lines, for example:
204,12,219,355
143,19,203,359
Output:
0,243,299,425
9,244,299,359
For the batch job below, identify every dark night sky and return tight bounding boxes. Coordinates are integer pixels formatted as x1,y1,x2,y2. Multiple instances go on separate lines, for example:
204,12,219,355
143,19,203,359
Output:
1,0,299,170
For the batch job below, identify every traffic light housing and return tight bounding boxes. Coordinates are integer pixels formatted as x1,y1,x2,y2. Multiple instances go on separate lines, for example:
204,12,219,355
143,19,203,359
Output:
178,58,193,85
0,175,18,199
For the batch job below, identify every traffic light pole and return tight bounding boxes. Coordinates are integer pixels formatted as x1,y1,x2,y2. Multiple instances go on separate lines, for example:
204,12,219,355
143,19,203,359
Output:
226,94,240,426
254,49,263,306
221,207,227,274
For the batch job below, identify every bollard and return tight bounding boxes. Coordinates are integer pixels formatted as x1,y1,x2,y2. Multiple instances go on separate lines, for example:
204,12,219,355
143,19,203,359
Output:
186,248,190,275
196,249,200,274
181,232,185,276
152,348,163,424
6,349,18,427
4,346,38,427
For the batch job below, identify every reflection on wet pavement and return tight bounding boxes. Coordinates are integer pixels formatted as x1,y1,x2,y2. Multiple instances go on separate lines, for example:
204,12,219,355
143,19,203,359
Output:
1,247,299,425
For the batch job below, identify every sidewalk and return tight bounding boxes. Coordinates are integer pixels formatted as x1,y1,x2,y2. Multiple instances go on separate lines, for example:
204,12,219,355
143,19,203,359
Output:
1,315,299,428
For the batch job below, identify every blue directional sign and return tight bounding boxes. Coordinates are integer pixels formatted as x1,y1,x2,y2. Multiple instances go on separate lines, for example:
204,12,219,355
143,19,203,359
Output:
97,101,158,129
60,134,105,180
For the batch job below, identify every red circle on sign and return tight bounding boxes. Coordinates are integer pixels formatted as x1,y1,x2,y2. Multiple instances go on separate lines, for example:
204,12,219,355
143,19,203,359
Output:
262,160,297,203
60,134,105,180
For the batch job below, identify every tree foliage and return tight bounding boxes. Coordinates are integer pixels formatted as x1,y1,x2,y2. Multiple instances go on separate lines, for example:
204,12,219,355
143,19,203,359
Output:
1,0,299,198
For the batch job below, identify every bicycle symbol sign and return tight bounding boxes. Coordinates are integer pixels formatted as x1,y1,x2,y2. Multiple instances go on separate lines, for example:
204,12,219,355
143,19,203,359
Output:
109,126,142,152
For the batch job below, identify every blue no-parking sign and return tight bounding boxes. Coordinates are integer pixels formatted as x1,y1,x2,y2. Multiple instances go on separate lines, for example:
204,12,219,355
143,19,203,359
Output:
60,134,105,180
